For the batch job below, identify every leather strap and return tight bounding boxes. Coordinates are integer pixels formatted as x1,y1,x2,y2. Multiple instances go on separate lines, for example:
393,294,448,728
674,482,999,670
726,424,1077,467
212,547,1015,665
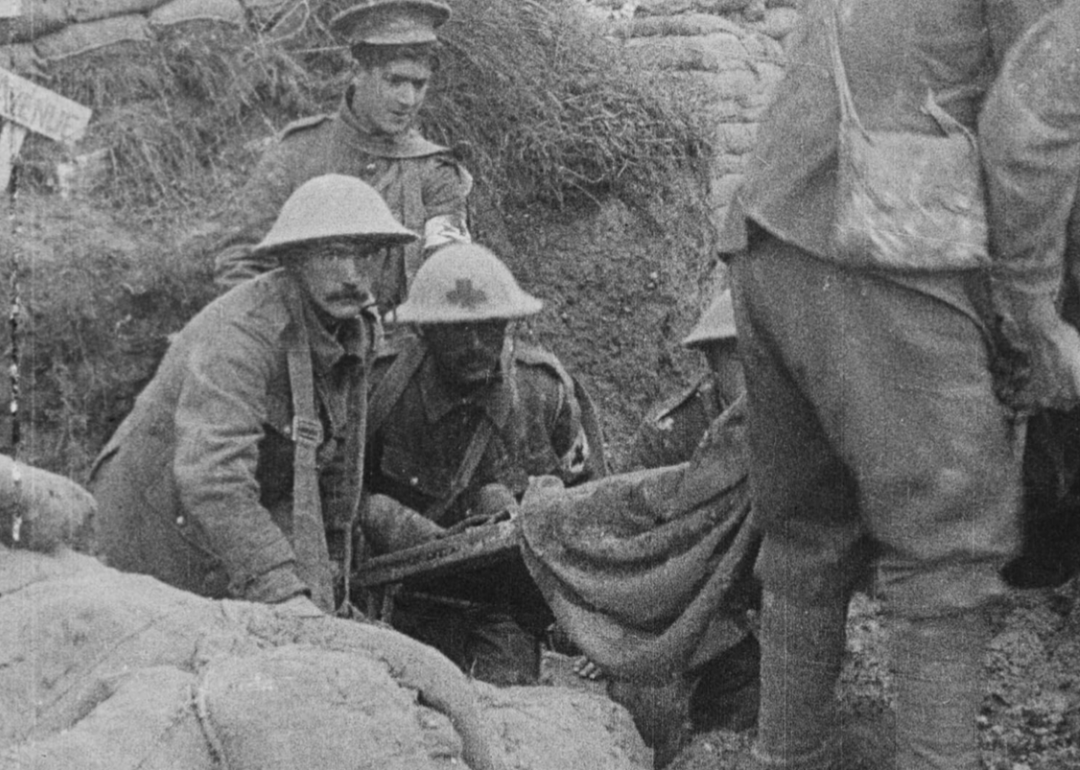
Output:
423,416,497,524
366,337,427,440
283,283,336,612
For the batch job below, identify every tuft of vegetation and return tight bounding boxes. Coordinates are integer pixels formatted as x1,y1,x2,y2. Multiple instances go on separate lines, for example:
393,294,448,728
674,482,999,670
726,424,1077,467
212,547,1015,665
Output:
20,0,709,213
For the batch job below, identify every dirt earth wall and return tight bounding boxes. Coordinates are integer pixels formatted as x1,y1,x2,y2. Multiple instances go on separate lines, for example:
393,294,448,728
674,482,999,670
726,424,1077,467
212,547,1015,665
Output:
488,0,797,467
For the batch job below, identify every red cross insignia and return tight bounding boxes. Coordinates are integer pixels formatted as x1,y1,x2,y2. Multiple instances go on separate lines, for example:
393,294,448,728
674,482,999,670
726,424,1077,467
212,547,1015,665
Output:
445,278,488,309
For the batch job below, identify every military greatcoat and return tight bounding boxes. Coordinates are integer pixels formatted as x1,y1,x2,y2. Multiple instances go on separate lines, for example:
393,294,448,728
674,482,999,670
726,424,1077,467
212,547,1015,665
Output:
90,271,375,607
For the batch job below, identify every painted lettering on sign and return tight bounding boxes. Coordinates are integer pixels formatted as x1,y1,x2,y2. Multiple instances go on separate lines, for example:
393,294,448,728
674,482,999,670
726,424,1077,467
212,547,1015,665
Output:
0,67,92,144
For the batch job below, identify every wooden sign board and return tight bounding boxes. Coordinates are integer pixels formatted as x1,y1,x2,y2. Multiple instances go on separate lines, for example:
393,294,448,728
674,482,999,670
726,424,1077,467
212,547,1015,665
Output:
0,66,92,190
0,67,92,144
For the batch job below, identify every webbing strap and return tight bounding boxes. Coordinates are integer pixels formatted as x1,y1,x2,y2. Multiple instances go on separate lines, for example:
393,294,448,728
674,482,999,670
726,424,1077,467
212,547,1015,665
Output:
283,283,335,611
423,416,496,524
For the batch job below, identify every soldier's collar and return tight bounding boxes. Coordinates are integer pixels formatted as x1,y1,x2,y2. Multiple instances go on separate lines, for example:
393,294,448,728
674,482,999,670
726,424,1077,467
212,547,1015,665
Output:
418,340,514,424
301,295,373,373
339,86,448,159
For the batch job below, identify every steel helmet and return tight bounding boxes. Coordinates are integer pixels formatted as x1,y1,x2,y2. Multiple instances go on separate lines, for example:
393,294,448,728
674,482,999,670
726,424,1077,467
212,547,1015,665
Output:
394,243,543,324
254,174,417,255
331,0,450,46
682,288,737,348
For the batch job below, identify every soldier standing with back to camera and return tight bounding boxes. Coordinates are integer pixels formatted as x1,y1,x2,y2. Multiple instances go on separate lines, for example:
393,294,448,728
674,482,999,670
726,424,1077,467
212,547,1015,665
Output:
720,1,1041,768
214,0,472,316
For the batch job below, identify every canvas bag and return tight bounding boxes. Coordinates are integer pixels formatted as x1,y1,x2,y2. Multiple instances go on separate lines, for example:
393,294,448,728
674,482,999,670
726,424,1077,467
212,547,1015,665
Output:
826,3,989,271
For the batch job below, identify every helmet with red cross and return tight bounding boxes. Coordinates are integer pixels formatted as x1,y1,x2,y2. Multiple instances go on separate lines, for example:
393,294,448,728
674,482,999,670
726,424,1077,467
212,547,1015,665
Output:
394,243,543,323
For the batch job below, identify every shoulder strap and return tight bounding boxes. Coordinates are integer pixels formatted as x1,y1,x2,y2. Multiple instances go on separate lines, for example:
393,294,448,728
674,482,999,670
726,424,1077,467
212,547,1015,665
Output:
282,282,335,611
366,337,427,441
280,113,332,140
423,416,497,524
824,3,863,131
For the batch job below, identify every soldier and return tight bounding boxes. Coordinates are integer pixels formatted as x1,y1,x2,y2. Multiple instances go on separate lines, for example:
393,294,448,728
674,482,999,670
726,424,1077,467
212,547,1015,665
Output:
625,288,743,471
360,242,605,685
213,0,471,316
721,1,1033,768
91,175,416,616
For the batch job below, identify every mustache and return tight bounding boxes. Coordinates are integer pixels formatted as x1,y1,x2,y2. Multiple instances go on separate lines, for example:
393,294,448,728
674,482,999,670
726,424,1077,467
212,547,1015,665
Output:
325,289,370,304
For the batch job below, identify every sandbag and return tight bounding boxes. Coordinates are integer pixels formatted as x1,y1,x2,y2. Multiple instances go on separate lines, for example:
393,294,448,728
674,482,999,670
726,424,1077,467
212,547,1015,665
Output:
0,0,166,44
0,547,650,770
34,15,154,62
198,648,442,770
148,0,244,28
1,667,211,770
0,454,96,552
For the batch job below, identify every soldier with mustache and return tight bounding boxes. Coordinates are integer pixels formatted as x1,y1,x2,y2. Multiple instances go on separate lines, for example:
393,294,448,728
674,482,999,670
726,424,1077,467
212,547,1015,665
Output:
91,175,413,616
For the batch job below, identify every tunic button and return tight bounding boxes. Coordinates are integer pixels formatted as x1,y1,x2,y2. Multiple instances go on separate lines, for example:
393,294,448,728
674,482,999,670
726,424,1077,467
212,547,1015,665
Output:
410,477,419,486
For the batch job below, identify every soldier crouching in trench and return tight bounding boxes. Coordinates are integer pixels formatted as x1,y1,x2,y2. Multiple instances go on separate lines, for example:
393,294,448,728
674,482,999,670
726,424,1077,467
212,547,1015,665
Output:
625,287,744,472
356,242,607,686
90,174,415,615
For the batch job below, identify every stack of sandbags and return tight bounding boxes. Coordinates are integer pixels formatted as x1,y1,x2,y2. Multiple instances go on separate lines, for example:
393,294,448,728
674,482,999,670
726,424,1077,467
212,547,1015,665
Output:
0,541,651,770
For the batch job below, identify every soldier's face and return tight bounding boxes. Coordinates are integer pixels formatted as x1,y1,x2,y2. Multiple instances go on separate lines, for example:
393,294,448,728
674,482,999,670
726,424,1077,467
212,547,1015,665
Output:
352,58,432,137
291,240,377,322
423,320,509,389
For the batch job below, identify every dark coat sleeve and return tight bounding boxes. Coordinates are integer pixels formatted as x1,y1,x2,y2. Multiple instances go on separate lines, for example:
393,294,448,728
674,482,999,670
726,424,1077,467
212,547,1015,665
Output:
172,306,308,603
980,1,1080,410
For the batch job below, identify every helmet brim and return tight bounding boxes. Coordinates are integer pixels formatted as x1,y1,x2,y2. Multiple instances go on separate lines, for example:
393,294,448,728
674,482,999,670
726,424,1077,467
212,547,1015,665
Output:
393,296,543,324
255,232,417,259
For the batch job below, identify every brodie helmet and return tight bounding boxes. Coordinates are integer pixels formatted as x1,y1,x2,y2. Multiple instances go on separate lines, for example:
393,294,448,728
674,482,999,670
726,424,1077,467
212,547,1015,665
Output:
394,243,543,323
253,174,417,255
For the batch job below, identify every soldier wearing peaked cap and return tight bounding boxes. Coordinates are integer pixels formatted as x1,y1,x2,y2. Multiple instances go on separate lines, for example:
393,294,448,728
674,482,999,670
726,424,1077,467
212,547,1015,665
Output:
625,288,744,472
359,243,608,685
213,0,471,317
92,176,415,617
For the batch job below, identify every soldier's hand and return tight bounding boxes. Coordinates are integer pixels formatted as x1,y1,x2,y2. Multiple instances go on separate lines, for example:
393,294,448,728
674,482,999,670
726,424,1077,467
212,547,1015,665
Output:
1009,317,1080,413
572,655,605,681
275,594,324,618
